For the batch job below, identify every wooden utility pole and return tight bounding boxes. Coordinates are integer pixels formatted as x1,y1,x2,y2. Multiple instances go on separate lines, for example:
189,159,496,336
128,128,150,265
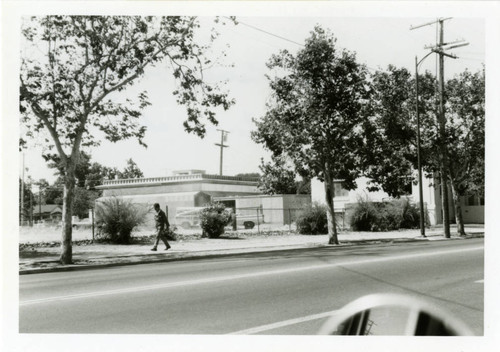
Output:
215,129,229,176
411,17,467,238
437,19,451,238
38,187,42,223
20,153,25,226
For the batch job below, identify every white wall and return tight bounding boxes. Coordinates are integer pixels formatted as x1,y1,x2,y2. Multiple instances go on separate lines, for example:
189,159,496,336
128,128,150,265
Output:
311,177,390,210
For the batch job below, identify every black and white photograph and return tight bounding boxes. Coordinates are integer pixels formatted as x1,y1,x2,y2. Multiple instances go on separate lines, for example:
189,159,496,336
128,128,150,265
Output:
2,1,499,351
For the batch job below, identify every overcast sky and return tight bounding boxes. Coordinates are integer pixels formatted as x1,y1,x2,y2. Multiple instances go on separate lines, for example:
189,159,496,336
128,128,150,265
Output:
5,2,491,184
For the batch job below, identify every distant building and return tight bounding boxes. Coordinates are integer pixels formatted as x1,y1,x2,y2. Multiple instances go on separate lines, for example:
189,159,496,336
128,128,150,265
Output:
97,170,313,228
32,204,62,223
96,170,262,225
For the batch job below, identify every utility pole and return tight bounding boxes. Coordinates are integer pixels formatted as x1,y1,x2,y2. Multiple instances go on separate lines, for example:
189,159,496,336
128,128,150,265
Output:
411,17,468,238
29,189,33,226
38,186,42,224
215,129,229,176
437,19,451,238
20,152,25,226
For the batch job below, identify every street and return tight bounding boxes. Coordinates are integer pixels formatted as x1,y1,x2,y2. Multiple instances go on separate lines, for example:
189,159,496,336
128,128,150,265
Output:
19,238,484,335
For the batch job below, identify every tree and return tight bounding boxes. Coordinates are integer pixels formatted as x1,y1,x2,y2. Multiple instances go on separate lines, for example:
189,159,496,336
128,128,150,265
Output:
258,156,297,195
368,65,484,236
258,156,310,195
120,158,144,179
252,27,370,244
73,187,99,219
44,182,64,205
20,16,234,264
363,66,418,197
445,68,485,236
19,178,34,225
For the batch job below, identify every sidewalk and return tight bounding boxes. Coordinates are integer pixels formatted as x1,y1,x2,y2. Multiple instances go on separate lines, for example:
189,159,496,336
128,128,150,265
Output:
19,225,484,274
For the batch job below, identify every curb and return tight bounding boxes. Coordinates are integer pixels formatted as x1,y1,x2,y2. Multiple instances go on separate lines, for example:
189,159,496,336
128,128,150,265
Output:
19,232,484,275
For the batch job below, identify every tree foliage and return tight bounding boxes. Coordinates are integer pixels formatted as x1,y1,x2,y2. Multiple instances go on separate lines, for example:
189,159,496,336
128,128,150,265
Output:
445,68,485,235
258,156,298,195
19,178,34,225
368,65,484,236
20,16,234,263
252,26,371,244
258,156,310,195
445,68,485,197
363,66,418,197
121,158,144,179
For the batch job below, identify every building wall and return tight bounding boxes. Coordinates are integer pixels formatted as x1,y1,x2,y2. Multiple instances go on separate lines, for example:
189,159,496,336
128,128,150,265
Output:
460,195,485,224
261,197,285,224
462,204,485,223
214,194,311,225
97,173,262,226
312,177,390,209
102,180,260,197
282,194,311,224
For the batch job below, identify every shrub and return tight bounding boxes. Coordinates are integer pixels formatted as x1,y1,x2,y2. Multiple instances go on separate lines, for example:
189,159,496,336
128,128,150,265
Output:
350,196,426,232
350,197,381,231
296,203,328,235
199,202,231,238
95,197,150,244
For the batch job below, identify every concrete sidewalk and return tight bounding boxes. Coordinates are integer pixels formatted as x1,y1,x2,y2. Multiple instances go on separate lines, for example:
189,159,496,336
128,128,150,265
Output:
19,225,484,274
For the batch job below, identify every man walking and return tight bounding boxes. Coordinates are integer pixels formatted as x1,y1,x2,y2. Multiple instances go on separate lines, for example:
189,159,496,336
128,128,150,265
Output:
151,203,171,251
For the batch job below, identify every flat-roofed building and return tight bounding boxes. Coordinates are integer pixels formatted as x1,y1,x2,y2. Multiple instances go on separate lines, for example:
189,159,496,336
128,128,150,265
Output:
96,170,261,225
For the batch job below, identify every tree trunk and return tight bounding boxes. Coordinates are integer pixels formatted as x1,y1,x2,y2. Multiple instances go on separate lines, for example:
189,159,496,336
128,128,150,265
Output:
324,168,339,245
60,162,76,264
450,180,466,237
440,170,451,238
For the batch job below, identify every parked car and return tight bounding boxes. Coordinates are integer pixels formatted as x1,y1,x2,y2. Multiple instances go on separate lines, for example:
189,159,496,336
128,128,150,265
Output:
72,217,92,229
227,209,265,229
175,207,265,229
175,207,203,229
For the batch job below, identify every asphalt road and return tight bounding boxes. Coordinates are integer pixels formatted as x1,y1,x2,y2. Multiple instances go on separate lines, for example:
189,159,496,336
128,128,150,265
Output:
19,238,484,335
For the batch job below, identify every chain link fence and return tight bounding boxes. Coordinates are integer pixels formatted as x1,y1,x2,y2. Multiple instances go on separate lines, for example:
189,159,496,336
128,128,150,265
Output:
173,206,348,235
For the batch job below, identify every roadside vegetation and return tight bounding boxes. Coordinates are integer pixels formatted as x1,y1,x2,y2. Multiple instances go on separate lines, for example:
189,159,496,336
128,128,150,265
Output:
350,197,427,232
95,197,150,244
296,203,328,235
199,202,232,238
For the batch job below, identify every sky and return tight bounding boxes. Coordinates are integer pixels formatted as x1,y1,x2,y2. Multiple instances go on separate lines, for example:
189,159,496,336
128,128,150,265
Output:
11,6,487,184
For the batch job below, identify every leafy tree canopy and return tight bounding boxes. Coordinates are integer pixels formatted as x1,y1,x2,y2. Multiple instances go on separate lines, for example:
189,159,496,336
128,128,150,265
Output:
445,68,485,197
19,16,235,263
252,26,371,243
258,156,310,195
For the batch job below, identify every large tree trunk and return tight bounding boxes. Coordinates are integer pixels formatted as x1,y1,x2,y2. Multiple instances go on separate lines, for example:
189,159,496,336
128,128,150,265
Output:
324,168,339,245
450,180,466,237
60,162,76,264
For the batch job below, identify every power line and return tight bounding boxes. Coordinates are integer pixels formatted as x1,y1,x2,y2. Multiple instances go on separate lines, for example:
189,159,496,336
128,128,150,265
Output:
227,17,304,47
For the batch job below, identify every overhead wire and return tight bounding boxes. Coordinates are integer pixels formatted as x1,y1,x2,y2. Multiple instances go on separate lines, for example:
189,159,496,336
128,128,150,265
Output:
227,17,304,47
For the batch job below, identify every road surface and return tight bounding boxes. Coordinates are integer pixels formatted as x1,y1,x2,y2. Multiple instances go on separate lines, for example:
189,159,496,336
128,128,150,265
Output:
19,238,484,335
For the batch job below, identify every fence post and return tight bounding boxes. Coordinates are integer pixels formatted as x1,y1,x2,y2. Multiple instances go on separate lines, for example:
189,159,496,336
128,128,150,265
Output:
288,208,292,232
91,207,95,242
256,207,260,234
232,212,237,231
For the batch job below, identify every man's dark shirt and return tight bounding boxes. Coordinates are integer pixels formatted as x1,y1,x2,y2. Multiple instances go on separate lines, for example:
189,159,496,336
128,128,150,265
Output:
155,209,169,231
